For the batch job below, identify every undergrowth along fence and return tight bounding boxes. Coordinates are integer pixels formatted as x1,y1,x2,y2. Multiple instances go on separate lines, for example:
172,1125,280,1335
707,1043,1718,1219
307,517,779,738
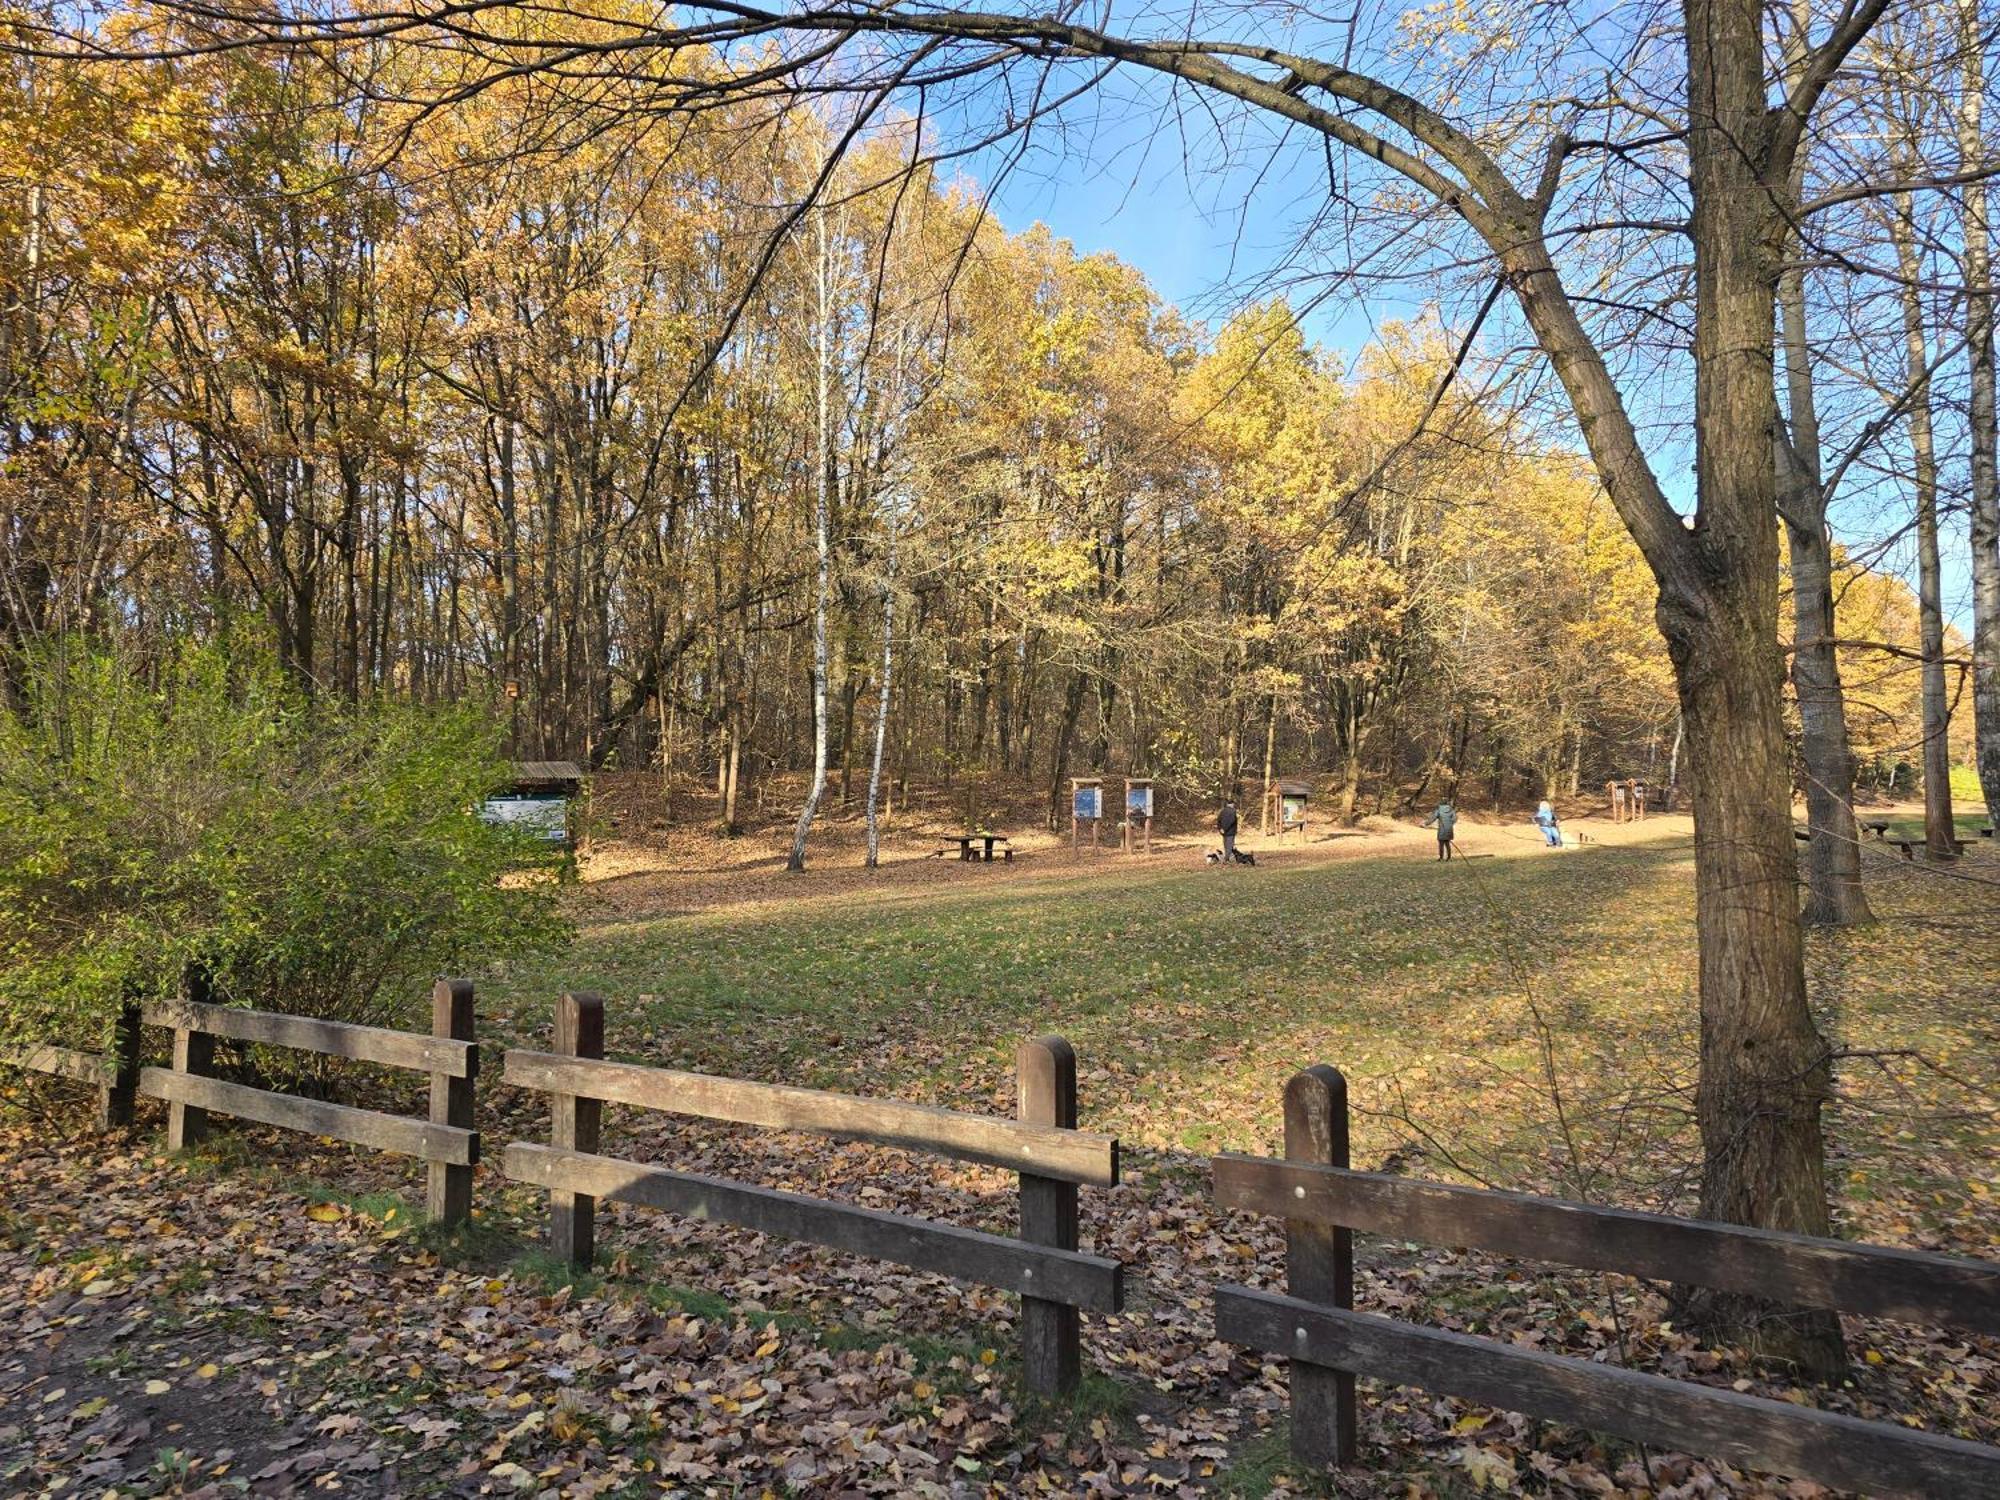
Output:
499,993,1124,1394
1210,1065,2000,1498
0,979,481,1225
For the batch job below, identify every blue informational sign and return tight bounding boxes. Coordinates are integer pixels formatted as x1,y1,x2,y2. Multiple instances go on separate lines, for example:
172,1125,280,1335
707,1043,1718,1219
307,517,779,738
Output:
1073,786,1102,820
1127,785,1153,818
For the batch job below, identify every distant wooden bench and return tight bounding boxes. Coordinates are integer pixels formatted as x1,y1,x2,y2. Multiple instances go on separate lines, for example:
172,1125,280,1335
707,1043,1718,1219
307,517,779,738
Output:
1861,820,1890,838
936,832,1012,862
502,996,1121,1394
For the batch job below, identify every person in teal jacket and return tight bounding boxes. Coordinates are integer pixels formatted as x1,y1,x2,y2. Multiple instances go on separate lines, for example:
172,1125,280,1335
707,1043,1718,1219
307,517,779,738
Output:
1421,801,1458,860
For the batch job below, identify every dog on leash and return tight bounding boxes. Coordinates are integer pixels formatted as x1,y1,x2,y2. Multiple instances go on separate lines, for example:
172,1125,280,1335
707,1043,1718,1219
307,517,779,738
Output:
1205,847,1257,866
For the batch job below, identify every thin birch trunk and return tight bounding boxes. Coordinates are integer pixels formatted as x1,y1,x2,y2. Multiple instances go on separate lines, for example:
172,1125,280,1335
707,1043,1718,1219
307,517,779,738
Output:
865,510,900,868
788,192,836,872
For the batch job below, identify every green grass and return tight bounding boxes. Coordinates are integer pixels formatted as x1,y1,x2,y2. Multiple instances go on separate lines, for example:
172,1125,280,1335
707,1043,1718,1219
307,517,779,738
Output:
478,828,1997,1242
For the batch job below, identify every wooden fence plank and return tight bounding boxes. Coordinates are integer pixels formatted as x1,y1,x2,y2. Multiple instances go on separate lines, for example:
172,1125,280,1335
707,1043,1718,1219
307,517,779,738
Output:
503,1050,1118,1187
140,1069,477,1165
1213,1287,2000,1499
1283,1067,1356,1466
426,980,478,1225
142,1001,475,1077
99,1003,141,1129
1,1043,114,1088
1018,1036,1081,1394
549,994,603,1268
503,1142,1125,1313
167,1027,214,1151
1211,1157,2000,1335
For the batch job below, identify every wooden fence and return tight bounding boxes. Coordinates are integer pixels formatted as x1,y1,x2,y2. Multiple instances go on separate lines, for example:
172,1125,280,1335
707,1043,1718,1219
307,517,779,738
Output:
499,993,1123,1393
0,980,480,1225
1210,1065,2000,1498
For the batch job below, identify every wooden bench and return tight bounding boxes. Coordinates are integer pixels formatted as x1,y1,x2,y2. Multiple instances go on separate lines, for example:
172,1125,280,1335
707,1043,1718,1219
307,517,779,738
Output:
502,996,1121,1393
1861,820,1890,838
936,832,1012,862
1209,1065,2000,1494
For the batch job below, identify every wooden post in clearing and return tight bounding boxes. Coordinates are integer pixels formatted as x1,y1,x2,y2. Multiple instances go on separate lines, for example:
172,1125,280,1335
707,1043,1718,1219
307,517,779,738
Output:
1018,1035,1082,1394
1285,1064,1357,1466
550,991,604,1268
427,979,477,1226
167,970,216,1151
98,1001,141,1131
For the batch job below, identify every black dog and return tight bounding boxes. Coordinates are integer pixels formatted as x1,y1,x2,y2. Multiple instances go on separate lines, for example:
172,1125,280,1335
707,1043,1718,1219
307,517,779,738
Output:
1205,847,1257,866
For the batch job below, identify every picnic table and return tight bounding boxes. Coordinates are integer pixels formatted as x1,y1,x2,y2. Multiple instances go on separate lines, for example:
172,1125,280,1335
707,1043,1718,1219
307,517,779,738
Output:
943,831,1012,862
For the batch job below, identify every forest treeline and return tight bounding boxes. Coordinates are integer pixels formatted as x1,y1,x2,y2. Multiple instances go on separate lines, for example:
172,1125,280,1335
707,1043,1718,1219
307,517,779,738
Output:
0,9,1952,845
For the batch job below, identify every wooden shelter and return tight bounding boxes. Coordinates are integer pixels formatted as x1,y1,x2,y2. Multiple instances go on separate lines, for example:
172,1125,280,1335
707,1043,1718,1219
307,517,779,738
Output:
482,760,585,846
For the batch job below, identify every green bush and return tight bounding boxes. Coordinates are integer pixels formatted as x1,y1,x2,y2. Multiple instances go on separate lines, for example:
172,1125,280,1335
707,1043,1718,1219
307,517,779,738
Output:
0,636,571,1053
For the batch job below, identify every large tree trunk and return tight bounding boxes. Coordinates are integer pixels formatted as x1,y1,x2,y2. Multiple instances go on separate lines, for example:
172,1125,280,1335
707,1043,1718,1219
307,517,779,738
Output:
1676,621,1837,1368
1663,0,1839,1371
1959,0,2000,829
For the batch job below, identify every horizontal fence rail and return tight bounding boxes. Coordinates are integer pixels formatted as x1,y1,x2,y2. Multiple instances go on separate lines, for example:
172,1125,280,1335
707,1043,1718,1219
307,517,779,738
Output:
3,1043,115,1088
1211,1063,2000,1497
505,1143,1123,1312
143,1000,476,1078
1,1006,144,1128
1216,1287,2000,1500
139,1069,476,1165
501,994,1123,1393
502,1050,1118,1186
1212,1155,2000,1335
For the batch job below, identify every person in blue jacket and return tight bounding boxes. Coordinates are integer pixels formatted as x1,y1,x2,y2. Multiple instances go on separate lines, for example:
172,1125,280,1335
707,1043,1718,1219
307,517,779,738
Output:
1534,799,1563,847
1421,800,1457,860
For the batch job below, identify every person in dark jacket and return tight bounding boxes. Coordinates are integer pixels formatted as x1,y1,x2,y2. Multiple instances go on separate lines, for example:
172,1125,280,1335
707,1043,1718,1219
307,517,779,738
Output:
1421,800,1458,860
1218,800,1239,863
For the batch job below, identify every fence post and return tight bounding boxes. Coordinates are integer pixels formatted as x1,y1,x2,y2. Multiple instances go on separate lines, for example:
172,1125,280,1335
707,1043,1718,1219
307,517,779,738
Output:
550,991,604,1268
98,1001,141,1131
427,979,478,1226
167,971,215,1151
1017,1035,1081,1395
1285,1064,1356,1467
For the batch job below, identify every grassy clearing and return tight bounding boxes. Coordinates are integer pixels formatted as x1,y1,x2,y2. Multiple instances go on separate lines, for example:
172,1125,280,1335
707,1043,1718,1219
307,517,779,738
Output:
479,820,1998,1251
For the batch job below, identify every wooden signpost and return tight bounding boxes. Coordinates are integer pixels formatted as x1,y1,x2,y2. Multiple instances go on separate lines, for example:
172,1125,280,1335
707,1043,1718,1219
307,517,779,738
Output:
1122,778,1154,853
1071,778,1103,853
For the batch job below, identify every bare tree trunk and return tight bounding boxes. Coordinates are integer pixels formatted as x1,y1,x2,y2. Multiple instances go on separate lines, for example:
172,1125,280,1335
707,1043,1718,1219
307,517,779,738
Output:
1890,185,1958,861
1259,693,1277,835
1959,0,2000,829
1775,80,1871,923
865,514,900,869
787,201,837,873
1661,0,1838,1372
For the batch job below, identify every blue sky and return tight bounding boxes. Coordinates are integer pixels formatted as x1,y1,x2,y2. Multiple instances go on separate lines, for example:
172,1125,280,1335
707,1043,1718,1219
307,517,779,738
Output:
977,124,1982,638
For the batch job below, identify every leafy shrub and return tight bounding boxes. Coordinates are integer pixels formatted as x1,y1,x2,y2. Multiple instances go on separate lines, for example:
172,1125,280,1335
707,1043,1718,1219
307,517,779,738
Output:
0,636,571,1053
